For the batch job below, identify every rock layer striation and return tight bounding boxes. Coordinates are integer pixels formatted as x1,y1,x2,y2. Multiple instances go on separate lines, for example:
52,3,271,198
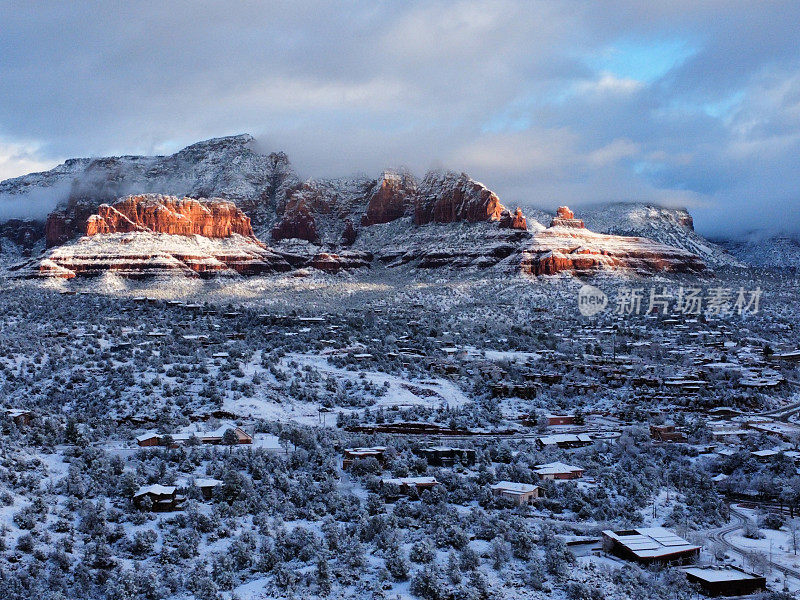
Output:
520,206,706,276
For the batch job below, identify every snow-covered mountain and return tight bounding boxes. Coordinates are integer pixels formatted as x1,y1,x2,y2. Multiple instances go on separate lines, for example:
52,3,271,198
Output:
520,207,706,276
717,234,800,269
576,203,743,267
1,133,773,277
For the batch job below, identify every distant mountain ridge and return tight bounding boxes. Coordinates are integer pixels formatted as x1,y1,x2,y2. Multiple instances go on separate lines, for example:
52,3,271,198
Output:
565,203,741,267
0,133,788,273
717,234,800,269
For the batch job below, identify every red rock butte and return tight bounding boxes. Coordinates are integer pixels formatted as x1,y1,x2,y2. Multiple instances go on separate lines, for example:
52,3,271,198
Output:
521,206,705,276
85,194,255,238
550,206,585,229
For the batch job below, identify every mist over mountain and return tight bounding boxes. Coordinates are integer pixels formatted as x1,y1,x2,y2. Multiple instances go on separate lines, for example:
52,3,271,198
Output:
1,133,794,272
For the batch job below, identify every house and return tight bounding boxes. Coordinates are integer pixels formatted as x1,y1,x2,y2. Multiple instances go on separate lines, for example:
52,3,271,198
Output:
709,427,749,442
490,481,540,505
440,347,467,359
133,484,183,512
342,447,386,469
198,426,253,445
381,477,440,497
5,409,33,427
650,424,687,443
747,420,800,441
711,473,729,487
136,427,253,447
534,460,585,480
490,383,538,399
425,358,460,376
536,433,593,449
546,414,576,426
523,371,563,384
534,462,584,480
770,350,800,362
681,566,766,596
751,449,779,462
193,478,221,500
708,407,743,419
136,432,163,447
601,527,700,565
419,446,476,467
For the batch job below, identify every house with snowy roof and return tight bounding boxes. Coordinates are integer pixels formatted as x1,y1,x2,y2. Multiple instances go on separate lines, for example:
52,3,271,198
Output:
4,408,32,427
536,433,593,449
342,447,387,469
681,565,765,596
534,462,584,480
136,426,253,447
192,478,221,500
601,527,700,565
490,481,540,505
133,484,183,511
381,477,439,498
418,446,476,467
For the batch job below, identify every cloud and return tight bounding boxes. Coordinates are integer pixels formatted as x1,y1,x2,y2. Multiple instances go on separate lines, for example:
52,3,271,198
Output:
0,180,70,222
0,140,60,183
0,1,799,236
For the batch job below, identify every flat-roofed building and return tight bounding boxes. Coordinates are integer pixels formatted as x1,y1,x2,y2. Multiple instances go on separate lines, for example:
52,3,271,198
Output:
419,446,476,467
343,447,386,469
136,426,253,448
536,433,593,449
650,424,687,443
490,481,540,505
546,414,576,426
747,420,800,441
381,477,440,498
681,565,765,596
534,462,584,480
193,478,222,500
601,527,700,565
136,432,162,447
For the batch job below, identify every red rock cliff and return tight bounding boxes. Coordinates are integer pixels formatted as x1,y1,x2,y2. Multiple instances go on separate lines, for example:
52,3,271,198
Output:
361,171,416,226
85,194,255,238
414,172,506,226
550,206,585,228
520,206,705,276
499,208,528,230
271,197,320,244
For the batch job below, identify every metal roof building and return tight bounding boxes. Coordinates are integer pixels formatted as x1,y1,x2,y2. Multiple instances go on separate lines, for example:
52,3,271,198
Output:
601,527,700,565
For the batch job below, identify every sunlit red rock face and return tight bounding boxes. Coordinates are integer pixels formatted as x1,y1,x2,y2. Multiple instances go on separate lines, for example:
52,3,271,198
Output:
17,194,372,279
520,206,706,276
550,206,585,229
414,172,507,226
85,194,255,238
499,208,527,230
270,170,529,246
361,171,416,226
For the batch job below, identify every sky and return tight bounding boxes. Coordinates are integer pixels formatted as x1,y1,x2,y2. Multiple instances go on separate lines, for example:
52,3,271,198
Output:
1,1,799,237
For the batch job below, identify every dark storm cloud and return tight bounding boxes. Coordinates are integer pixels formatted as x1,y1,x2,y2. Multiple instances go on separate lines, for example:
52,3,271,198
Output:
1,1,799,236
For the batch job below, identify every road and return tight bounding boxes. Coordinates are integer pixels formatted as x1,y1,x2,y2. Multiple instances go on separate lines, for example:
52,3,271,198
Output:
707,504,800,586
756,379,800,422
